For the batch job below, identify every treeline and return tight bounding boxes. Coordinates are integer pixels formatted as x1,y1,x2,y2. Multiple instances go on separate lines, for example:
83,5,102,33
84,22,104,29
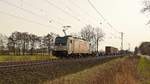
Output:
138,42,150,56
0,31,58,56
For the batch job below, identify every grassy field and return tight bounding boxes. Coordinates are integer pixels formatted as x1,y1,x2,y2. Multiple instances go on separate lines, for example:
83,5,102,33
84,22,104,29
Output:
138,57,150,84
47,57,126,84
47,56,140,84
0,55,58,62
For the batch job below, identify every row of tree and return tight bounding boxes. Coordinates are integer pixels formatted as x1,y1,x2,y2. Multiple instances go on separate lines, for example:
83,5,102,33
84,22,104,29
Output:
0,32,57,55
0,25,104,56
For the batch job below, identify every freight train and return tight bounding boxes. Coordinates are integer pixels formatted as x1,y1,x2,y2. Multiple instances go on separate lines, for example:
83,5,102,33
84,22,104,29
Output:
52,35,92,57
52,35,124,58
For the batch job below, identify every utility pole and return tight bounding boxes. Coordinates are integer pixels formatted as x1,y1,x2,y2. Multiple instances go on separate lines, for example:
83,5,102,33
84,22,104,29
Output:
120,32,124,50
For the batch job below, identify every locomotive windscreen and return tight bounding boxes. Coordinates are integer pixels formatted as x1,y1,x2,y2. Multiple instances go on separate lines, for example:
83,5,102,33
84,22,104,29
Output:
55,37,67,46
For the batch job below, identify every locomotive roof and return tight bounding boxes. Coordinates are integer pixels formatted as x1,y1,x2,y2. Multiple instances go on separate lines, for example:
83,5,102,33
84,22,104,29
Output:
57,35,87,41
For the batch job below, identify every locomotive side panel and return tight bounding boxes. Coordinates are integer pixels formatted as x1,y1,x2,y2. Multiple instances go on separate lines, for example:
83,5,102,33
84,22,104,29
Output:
67,38,73,55
79,40,90,54
72,38,90,54
72,39,80,54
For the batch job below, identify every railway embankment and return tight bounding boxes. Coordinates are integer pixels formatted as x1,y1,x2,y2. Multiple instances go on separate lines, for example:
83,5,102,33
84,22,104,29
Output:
0,56,149,84
0,56,118,84
47,56,140,84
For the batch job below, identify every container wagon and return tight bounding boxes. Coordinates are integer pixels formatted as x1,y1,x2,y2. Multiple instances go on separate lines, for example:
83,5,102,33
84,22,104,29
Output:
105,46,118,55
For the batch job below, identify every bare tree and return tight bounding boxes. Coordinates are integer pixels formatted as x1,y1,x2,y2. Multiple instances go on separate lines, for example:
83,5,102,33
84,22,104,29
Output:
81,25,95,42
43,33,55,55
141,0,150,24
0,34,8,55
80,25,104,52
141,0,150,12
38,36,45,56
0,39,4,55
8,31,22,55
29,34,39,55
21,32,30,55
8,37,14,55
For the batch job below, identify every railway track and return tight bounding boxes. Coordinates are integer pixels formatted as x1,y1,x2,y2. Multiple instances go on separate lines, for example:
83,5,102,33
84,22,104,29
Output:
0,55,125,70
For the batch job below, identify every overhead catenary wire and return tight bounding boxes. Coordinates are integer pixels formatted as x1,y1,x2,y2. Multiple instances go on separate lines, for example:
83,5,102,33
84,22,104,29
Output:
107,22,120,33
19,0,65,26
45,0,81,22
0,10,57,28
104,25,121,39
87,0,106,21
88,0,122,48
88,0,129,48
67,0,121,40
62,0,90,24
66,0,98,25
22,0,99,28
0,0,63,26
66,0,120,39
1,0,90,33
87,0,120,34
0,0,48,21
22,0,89,28
1,0,115,33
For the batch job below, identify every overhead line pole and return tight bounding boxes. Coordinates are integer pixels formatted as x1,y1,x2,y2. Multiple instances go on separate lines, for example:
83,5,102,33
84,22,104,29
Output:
120,32,124,50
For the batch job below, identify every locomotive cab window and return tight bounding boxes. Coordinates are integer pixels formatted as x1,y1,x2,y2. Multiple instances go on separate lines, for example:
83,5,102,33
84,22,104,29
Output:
55,37,67,46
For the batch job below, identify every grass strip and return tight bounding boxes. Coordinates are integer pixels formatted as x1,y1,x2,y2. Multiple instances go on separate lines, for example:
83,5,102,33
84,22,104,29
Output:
138,56,150,84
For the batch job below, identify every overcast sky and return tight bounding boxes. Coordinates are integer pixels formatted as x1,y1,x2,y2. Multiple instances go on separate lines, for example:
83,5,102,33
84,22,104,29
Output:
0,0,150,51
